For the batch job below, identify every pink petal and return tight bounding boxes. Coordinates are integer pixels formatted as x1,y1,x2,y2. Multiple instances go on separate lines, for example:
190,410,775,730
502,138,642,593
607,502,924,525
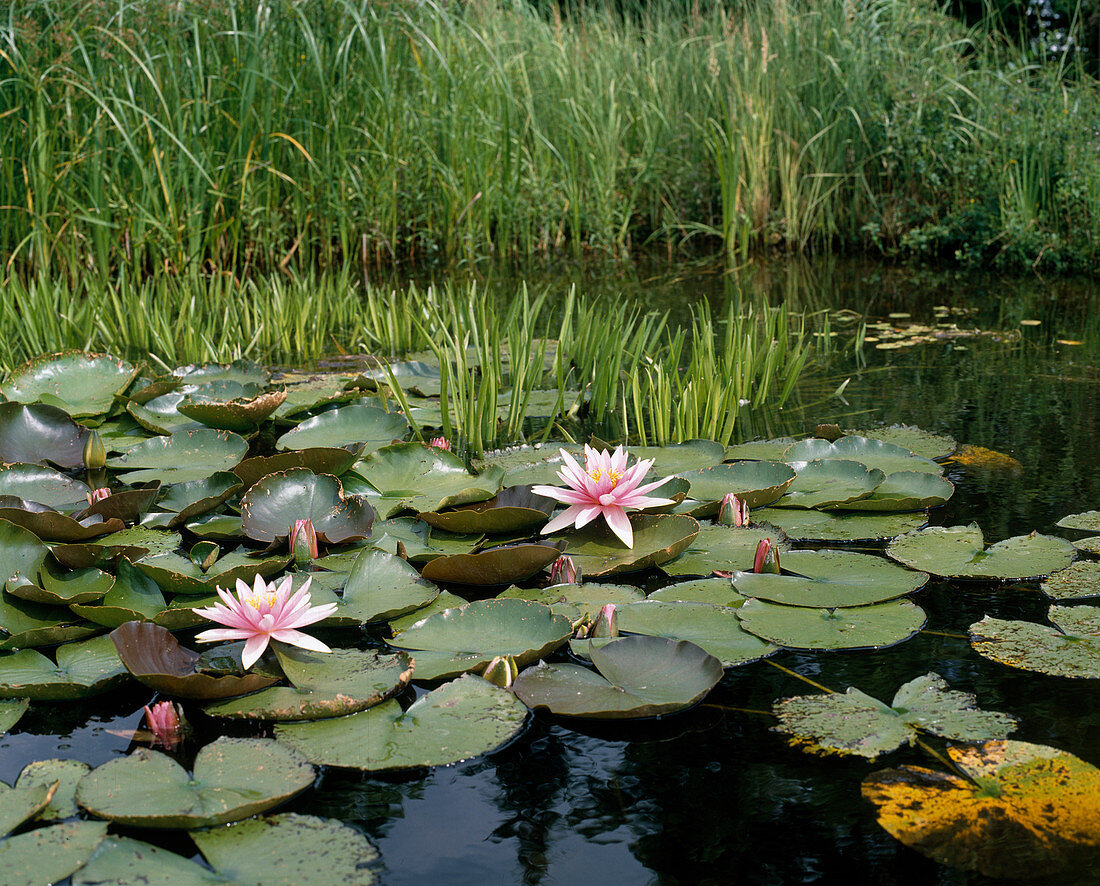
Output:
271,631,332,654
194,627,252,643
240,634,271,670
542,506,586,535
602,506,633,547
573,505,603,528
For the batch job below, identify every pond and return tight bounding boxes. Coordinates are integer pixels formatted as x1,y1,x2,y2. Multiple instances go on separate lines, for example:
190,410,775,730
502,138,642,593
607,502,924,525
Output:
0,257,1098,884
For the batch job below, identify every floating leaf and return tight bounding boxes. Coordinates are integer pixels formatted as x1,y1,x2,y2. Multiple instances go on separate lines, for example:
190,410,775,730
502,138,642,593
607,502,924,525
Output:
75,737,314,828
416,486,554,535
0,403,89,468
737,598,926,650
155,473,242,526
107,429,249,485
1056,510,1100,532
675,461,796,514
752,508,926,543
887,524,1075,579
648,577,748,607
419,543,561,586
0,698,28,734
621,440,726,475
845,424,957,460
729,550,928,607
0,589,98,650
772,459,885,509
862,740,1100,879
0,821,107,886
562,514,699,577
773,672,1016,759
0,465,90,510
513,635,723,719
0,635,128,700
135,549,289,596
336,549,439,625
15,759,90,820
1041,560,1100,601
0,781,54,837
783,436,943,475
70,559,166,627
970,605,1100,678
276,404,408,453
275,675,527,771
724,437,798,461
837,471,953,512
496,583,644,622
948,444,1023,473
177,387,286,432
660,524,787,577
203,647,413,721
233,448,361,491
240,469,374,545
1,351,136,418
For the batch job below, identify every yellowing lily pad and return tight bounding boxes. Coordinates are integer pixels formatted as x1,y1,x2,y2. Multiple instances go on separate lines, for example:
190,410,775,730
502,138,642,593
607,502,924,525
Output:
969,605,1100,678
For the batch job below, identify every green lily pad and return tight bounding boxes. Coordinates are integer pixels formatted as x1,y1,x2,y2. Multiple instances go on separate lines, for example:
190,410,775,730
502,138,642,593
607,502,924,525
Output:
648,577,748,606
729,550,928,607
173,360,269,388
660,524,787,577
203,646,413,721
110,621,280,699
490,445,585,488
75,737,314,828
513,635,723,718
335,549,440,625
862,740,1100,879
241,469,374,545
389,598,572,680
608,600,777,667
773,672,1016,759
277,371,361,416
772,459,885,509
0,698,28,734
0,781,55,837
70,559,166,627
724,437,799,461
752,509,927,542
155,473,242,526
233,448,361,491
496,583,644,622
417,486,554,535
1056,510,1100,532
887,524,1076,579
387,591,469,634
276,404,408,453
74,814,379,886
184,513,244,541
0,465,90,510
1,351,136,418
136,550,290,596
107,429,249,485
837,471,953,512
15,759,90,820
845,425,957,460
783,436,943,475
0,635,128,699
6,560,113,606
0,503,124,543
737,598,927,650
177,388,287,432
126,393,200,435
562,514,700,577
970,605,1100,678
419,543,561,586
0,589,99,649
675,461,796,514
622,440,726,475
0,403,90,468
0,821,108,886
353,443,504,517
0,519,48,586
275,674,527,771
1042,561,1100,600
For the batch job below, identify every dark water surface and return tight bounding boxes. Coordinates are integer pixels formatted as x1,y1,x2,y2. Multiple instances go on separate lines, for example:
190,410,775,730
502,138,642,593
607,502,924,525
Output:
6,258,1100,885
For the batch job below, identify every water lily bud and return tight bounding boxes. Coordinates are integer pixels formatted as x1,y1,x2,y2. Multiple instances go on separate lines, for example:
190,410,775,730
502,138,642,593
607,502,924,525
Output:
86,487,111,506
718,493,750,527
289,519,319,565
143,700,184,750
586,603,618,638
482,655,519,689
753,538,781,574
428,436,451,451
549,555,580,585
83,429,106,470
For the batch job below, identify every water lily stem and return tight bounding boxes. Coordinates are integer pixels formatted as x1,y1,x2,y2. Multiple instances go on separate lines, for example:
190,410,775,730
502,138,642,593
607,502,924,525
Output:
920,630,970,640
764,660,835,694
701,704,776,716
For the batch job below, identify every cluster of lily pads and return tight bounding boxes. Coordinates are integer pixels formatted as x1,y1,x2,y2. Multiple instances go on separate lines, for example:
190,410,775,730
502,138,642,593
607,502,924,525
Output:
0,350,1098,882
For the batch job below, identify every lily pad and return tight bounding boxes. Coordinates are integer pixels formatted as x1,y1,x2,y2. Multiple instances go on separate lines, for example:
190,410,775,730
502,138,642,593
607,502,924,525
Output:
837,471,953,512
177,388,287,432
0,698,28,734
389,599,572,680
724,437,798,461
352,443,504,517
0,635,128,700
969,604,1100,678
173,360,269,387
737,598,926,650
184,513,245,541
513,635,723,718
887,524,1075,579
335,549,440,624
75,737,314,828
773,672,1016,759
417,486,554,535
241,469,374,545
1,351,136,418
783,436,943,475
419,543,561,586
233,448,361,491
0,781,55,837
845,424,957,461
0,821,108,886
772,459,885,509
623,440,726,475
675,461,796,513
862,740,1100,879
0,589,99,650
70,559,166,627
728,550,928,607
1056,510,1100,532
0,403,89,468
275,674,527,771
5,561,112,606
0,465,90,510
107,429,249,485
74,814,378,886
0,503,124,543
752,508,927,543
203,647,413,721
496,583,645,622
110,621,280,699
648,577,748,607
276,404,408,453
660,524,787,577
15,759,90,819
155,473,242,526
135,550,290,596
1042,560,1100,600
562,514,700,577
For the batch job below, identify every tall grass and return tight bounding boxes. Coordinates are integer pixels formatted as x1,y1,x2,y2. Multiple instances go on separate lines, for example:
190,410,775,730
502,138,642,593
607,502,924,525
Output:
1,0,1096,276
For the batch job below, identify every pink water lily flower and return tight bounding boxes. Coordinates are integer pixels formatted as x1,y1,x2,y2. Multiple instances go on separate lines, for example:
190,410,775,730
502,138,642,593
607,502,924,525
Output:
533,445,674,548
192,574,338,669
142,700,183,750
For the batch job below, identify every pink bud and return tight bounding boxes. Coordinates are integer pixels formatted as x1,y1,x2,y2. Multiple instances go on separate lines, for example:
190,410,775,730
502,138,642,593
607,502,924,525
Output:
586,603,618,638
718,493,750,527
549,555,580,585
753,538,781,574
289,519,319,565
86,487,111,506
428,437,451,451
142,701,183,750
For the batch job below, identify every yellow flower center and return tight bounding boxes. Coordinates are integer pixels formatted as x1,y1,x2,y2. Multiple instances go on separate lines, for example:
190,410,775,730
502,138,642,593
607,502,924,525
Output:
246,591,278,610
588,468,622,485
